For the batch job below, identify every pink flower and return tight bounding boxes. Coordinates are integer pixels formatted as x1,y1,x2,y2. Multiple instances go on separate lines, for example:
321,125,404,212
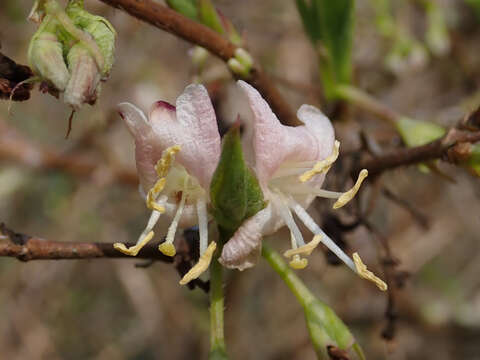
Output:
220,81,385,291
113,84,221,285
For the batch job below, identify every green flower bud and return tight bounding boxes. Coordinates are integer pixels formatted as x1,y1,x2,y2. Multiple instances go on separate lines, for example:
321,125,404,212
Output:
28,16,70,91
210,125,265,235
64,42,100,109
66,0,116,77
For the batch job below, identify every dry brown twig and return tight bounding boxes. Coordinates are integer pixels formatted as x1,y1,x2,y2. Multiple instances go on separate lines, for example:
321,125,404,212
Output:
0,223,209,291
358,128,480,177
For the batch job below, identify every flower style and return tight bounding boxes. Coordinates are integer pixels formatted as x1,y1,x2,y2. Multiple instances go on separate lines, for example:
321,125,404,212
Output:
113,84,221,285
220,80,386,291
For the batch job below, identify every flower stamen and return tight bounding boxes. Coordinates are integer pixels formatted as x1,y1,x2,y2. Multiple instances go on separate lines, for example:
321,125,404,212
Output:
353,252,388,291
284,232,307,269
299,140,340,182
284,234,322,258
287,197,356,272
290,255,308,269
113,229,155,256
196,197,208,255
332,169,368,209
114,205,164,256
158,186,187,257
146,145,181,212
179,241,217,285
273,191,305,247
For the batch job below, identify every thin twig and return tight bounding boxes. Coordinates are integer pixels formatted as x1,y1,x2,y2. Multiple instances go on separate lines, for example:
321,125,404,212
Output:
0,222,210,292
358,128,480,177
0,223,172,262
96,0,298,126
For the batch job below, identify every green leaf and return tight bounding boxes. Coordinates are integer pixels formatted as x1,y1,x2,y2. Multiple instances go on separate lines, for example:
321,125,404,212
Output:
295,0,321,44
166,0,198,20
295,0,355,99
305,300,363,359
210,125,265,234
198,0,225,35
319,0,354,91
395,117,446,147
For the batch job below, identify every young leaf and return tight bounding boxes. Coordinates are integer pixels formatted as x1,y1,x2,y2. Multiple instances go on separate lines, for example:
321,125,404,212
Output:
166,0,198,20
395,117,446,147
295,0,355,99
210,125,265,233
198,0,225,35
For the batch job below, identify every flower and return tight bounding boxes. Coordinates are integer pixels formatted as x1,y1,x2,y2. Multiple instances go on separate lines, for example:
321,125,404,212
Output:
113,84,221,285
220,80,386,291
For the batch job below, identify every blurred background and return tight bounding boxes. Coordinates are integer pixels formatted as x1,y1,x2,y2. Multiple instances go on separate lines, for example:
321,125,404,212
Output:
1,0,480,359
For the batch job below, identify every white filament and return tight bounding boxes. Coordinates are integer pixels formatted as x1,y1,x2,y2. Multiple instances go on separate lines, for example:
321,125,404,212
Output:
196,196,208,255
287,184,343,198
288,197,356,272
273,191,305,247
165,190,187,245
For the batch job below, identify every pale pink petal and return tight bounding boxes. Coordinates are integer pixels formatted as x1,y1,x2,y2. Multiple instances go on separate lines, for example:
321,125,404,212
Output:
237,81,335,184
296,104,335,161
118,102,157,193
149,84,221,189
219,206,272,270
237,80,286,185
219,201,287,270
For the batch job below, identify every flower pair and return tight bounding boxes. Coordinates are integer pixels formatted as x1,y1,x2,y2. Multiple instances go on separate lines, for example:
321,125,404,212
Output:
114,81,386,291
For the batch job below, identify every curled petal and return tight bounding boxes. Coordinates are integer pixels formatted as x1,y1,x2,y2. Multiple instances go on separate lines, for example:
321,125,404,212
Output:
237,80,335,185
149,84,221,189
219,205,274,270
296,104,335,161
118,102,158,193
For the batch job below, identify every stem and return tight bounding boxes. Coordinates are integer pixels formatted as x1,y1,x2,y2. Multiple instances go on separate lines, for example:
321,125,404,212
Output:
335,84,400,126
209,253,226,352
261,243,315,307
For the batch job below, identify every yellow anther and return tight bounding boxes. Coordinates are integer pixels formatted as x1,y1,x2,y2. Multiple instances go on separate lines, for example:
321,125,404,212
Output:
113,231,155,256
283,235,322,258
146,178,167,212
158,242,176,257
179,242,217,285
289,255,308,269
299,140,340,182
353,252,388,291
333,169,368,209
155,145,181,178
145,145,181,211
